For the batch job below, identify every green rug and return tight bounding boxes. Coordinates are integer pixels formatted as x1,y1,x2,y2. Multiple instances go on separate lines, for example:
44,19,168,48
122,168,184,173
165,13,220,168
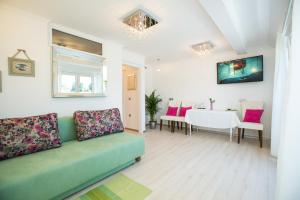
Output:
76,174,151,200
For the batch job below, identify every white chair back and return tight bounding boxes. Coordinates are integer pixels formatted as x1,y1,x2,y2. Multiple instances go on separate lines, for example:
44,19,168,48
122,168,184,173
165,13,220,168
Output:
168,100,181,107
167,100,181,116
181,101,194,108
241,101,264,119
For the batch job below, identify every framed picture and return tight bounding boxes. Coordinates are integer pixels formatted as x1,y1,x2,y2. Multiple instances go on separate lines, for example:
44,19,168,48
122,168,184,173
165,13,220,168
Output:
8,57,35,77
127,74,137,90
217,55,263,84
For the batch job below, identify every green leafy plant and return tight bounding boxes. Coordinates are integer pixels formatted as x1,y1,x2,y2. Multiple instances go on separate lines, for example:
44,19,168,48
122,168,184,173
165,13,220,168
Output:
145,90,162,122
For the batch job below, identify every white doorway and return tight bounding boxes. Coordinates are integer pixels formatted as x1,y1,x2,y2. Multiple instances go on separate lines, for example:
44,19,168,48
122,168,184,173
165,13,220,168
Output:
122,65,140,132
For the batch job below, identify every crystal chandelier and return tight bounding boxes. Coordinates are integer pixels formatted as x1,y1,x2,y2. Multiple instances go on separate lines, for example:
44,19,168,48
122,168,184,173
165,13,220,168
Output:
123,9,158,39
192,42,214,55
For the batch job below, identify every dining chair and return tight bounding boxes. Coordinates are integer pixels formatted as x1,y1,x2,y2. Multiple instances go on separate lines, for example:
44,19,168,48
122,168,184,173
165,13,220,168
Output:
179,101,194,130
237,101,264,147
160,100,181,132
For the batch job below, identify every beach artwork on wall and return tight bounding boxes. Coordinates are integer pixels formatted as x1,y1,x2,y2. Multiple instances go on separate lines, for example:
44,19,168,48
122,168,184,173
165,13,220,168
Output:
217,55,263,84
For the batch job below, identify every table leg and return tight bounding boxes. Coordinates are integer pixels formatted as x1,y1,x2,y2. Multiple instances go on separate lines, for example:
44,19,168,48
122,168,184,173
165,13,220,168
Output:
185,122,188,135
189,124,192,136
230,128,232,142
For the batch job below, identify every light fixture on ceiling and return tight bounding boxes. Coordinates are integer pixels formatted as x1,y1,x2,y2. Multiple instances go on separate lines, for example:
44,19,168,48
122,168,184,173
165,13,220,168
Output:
192,42,214,55
123,9,158,38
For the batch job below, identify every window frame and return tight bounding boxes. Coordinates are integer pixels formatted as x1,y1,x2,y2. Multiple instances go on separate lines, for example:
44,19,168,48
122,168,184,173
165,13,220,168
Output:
52,44,106,98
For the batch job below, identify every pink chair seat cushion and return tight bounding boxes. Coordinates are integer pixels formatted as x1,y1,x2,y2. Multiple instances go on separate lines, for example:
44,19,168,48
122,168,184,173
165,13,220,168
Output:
179,106,193,117
166,106,178,116
243,109,264,123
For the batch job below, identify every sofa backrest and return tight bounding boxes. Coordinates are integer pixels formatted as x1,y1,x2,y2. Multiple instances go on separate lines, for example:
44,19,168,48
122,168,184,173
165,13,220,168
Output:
58,117,77,142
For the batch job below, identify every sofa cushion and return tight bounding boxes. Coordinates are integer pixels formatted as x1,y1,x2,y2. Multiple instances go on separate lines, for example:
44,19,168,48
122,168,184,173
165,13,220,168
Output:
0,132,144,200
0,113,61,160
74,108,124,141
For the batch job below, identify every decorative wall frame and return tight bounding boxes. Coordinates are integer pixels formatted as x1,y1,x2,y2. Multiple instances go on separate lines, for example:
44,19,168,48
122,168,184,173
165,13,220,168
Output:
127,74,137,90
52,45,106,97
8,49,35,77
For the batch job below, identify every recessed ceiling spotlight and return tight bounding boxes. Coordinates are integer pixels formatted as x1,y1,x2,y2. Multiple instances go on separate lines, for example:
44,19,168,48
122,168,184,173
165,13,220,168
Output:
156,69,161,72
192,41,214,55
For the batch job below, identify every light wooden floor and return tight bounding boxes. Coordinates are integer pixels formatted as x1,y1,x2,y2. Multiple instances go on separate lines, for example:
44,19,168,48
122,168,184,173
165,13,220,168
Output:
68,128,277,200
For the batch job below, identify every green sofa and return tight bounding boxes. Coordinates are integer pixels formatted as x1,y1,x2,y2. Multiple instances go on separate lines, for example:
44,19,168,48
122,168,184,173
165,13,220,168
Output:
0,117,145,200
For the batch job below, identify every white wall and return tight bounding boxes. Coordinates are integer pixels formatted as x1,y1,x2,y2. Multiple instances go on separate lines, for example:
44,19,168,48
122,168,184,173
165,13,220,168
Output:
276,0,300,198
146,47,275,138
122,50,145,68
0,6,123,119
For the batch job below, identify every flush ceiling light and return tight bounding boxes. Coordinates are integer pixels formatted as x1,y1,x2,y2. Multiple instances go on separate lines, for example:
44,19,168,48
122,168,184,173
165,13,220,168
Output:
192,42,214,55
123,9,158,38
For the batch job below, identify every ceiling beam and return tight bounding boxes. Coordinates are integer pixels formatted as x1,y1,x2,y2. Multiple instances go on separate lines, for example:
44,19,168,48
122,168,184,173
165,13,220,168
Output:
197,0,247,54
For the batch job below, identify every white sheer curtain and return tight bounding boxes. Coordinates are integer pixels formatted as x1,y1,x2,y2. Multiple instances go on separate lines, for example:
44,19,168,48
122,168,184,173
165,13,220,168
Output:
276,0,300,198
271,3,292,157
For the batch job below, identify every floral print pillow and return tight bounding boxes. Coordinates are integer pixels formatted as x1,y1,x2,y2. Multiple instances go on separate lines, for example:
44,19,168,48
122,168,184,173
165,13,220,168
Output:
0,113,61,160
74,108,124,141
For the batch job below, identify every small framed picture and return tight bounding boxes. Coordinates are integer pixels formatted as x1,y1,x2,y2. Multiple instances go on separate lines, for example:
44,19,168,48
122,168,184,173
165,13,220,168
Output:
127,74,137,90
8,57,35,77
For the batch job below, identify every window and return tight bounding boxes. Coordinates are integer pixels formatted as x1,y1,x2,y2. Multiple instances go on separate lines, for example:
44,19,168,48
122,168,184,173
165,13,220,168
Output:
60,74,76,93
52,45,107,97
79,76,92,93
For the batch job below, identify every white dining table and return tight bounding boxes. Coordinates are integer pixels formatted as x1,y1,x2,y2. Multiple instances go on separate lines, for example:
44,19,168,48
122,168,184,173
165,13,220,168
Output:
185,109,241,141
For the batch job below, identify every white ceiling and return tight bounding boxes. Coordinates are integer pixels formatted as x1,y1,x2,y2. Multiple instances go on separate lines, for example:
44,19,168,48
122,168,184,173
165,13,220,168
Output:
199,0,289,53
1,0,289,64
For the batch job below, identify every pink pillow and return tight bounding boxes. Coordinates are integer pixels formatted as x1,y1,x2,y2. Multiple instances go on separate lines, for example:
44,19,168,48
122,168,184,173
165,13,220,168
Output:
243,109,264,123
179,106,192,117
166,106,178,116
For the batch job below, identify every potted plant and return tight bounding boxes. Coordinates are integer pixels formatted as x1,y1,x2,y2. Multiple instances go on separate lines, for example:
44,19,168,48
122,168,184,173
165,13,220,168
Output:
145,90,162,129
